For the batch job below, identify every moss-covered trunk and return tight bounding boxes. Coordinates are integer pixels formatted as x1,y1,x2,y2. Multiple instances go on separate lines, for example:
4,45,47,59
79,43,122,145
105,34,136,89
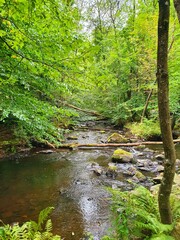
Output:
157,0,177,224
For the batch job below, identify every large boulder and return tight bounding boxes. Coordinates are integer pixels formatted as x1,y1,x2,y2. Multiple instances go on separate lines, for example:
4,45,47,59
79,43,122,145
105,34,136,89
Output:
111,148,133,163
108,133,128,143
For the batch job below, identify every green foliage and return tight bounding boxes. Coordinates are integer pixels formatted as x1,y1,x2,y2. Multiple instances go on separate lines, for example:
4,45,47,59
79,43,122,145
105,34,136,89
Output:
169,19,180,119
0,0,179,145
127,118,161,139
107,186,175,240
74,0,179,127
73,1,159,124
0,0,84,145
0,207,61,240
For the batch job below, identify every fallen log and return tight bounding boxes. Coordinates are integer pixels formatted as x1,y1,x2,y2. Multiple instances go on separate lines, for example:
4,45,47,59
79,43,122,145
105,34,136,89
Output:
58,101,102,117
59,139,180,149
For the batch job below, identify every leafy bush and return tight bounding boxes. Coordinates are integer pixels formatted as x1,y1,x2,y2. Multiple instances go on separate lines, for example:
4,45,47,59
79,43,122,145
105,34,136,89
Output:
0,85,79,146
0,207,61,240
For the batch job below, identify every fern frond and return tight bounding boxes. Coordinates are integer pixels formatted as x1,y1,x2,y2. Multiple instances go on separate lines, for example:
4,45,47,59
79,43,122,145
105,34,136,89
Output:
34,231,42,240
108,186,177,240
38,207,54,231
45,219,53,233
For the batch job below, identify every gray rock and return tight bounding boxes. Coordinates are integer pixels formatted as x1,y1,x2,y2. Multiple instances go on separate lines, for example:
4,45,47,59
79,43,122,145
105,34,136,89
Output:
156,165,164,172
153,174,163,184
38,149,55,154
124,166,136,176
93,168,103,176
155,154,165,160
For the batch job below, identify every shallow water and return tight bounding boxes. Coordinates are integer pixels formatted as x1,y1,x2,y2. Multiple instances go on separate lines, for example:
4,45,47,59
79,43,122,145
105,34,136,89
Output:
0,150,111,240
0,128,179,239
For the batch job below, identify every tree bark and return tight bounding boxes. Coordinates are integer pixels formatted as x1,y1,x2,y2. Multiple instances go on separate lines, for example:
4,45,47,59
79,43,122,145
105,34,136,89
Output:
157,0,177,224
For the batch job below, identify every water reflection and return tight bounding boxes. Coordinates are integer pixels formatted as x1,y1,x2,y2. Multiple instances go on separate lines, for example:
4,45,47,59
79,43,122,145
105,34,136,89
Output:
0,153,85,239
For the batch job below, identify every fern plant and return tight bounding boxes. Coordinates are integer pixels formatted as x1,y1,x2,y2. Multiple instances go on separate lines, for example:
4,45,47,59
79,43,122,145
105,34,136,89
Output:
108,186,175,240
0,207,61,240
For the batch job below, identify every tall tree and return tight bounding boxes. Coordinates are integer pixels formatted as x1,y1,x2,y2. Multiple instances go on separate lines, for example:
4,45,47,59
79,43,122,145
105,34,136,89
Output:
157,0,176,224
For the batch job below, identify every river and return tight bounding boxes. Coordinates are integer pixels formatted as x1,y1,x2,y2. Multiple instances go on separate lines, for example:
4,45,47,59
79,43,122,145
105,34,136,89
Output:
0,126,179,240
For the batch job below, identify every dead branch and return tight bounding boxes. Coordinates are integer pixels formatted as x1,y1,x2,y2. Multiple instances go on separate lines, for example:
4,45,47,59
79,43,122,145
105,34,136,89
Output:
59,101,103,117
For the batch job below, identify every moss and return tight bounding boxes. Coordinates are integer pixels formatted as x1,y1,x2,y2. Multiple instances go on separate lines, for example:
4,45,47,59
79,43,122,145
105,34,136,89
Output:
108,165,117,171
108,133,128,143
112,148,133,163
113,148,132,156
135,171,146,181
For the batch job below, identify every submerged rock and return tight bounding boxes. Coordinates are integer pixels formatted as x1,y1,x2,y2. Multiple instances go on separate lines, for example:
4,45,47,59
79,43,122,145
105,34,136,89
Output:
106,163,117,178
111,148,133,163
108,133,128,143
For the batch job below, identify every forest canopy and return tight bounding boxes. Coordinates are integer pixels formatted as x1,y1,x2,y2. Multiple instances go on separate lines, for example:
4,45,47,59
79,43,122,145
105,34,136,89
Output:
0,0,179,145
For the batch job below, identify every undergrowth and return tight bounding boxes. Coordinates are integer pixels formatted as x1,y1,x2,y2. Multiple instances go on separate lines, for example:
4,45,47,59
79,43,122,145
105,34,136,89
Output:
127,119,161,139
103,186,179,240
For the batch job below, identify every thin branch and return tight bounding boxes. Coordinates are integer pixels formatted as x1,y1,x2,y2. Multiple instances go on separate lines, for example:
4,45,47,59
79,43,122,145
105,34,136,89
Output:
0,36,63,72
168,20,177,53
1,36,94,72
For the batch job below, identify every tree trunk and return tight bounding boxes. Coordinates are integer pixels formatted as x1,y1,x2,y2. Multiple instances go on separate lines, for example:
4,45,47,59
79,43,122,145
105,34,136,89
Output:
141,88,153,122
157,0,176,224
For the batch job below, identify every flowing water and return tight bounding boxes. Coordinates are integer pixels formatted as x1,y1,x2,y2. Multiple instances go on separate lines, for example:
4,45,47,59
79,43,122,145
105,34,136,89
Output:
0,125,179,240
